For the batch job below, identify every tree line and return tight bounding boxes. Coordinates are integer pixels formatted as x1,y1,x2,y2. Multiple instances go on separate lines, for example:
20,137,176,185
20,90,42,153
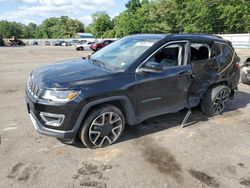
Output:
0,16,84,39
0,0,249,39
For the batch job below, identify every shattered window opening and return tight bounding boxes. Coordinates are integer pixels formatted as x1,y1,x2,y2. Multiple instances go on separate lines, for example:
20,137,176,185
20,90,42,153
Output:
190,43,211,62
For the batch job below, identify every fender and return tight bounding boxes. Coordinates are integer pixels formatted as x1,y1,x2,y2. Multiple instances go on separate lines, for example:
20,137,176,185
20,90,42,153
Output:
71,95,136,138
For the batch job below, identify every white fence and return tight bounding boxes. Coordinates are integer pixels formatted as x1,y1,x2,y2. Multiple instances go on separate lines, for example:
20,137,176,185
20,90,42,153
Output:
22,38,117,45
219,33,250,49
22,34,250,49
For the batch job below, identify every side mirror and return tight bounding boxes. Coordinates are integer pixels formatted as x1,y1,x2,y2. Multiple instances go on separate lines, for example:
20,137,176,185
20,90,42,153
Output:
138,61,163,73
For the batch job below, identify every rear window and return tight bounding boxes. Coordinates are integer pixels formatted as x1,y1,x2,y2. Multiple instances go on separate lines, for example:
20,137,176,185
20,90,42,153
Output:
211,43,222,58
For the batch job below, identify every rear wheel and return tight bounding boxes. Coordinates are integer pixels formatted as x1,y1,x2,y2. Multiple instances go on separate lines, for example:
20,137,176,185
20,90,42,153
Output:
79,105,125,148
201,85,230,116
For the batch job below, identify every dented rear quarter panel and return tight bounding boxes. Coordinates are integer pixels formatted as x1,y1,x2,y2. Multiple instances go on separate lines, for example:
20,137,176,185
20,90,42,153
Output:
190,42,240,99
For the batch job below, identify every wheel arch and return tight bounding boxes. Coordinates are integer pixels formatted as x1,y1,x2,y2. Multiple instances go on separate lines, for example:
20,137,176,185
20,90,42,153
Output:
201,80,229,99
72,96,136,139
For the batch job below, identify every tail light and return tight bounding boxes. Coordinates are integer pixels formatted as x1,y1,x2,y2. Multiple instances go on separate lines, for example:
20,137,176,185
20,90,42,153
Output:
236,63,241,71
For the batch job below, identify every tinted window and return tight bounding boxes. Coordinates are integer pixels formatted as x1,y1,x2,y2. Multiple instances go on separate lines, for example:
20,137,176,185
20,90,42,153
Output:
211,43,222,58
222,44,234,56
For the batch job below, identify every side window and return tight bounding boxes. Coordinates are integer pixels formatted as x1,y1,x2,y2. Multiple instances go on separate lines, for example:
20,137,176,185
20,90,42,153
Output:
222,44,234,56
190,43,210,62
147,43,185,68
211,43,222,58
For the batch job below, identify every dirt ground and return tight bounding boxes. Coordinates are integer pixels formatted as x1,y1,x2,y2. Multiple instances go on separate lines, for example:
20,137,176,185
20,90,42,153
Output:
0,46,250,188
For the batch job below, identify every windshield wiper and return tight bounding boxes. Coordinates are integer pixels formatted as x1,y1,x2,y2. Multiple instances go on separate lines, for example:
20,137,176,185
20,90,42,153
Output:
89,58,106,68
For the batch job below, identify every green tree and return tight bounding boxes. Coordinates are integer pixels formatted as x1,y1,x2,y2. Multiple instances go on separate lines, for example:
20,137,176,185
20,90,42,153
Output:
35,16,84,39
0,21,23,38
126,0,141,13
87,12,113,38
219,0,250,33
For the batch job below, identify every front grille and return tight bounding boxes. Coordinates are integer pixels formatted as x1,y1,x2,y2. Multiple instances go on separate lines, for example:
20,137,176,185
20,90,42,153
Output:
27,77,43,99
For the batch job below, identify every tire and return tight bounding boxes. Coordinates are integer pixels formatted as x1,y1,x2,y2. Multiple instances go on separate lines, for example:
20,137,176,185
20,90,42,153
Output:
201,85,231,116
96,47,101,51
79,105,125,148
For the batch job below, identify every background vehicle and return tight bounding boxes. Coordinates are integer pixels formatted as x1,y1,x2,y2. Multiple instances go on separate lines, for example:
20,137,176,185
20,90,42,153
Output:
241,57,250,84
90,40,114,51
68,40,78,46
26,34,240,148
54,41,65,46
44,41,50,46
31,41,38,45
61,41,71,46
3,36,26,46
76,41,95,51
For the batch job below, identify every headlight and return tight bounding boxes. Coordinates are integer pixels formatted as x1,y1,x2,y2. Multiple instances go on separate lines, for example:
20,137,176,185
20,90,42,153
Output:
41,90,80,102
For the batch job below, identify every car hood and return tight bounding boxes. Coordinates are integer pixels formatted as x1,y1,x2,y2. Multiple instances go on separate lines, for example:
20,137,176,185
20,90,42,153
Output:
31,58,113,88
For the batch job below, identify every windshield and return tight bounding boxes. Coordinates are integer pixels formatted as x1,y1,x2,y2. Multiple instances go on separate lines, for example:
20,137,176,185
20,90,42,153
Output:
90,36,163,71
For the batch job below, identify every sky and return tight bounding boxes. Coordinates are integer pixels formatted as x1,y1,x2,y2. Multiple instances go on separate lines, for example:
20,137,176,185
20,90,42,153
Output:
0,0,128,25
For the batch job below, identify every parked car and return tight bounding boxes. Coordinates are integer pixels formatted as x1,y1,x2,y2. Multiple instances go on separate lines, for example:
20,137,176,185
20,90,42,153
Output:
68,40,78,46
5,37,26,46
54,41,65,46
44,41,50,46
76,42,95,51
90,40,114,51
241,57,250,85
25,34,240,148
61,41,71,46
31,41,38,45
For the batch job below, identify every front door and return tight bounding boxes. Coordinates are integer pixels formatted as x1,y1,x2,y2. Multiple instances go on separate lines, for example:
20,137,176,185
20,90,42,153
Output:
135,42,192,119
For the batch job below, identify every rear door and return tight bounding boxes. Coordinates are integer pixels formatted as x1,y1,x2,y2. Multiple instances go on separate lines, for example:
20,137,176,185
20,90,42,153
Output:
189,43,220,97
135,41,193,118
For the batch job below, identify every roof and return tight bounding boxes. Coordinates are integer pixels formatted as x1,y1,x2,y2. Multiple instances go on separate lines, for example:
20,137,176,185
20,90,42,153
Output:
167,34,226,43
129,33,228,43
77,33,94,37
126,34,166,40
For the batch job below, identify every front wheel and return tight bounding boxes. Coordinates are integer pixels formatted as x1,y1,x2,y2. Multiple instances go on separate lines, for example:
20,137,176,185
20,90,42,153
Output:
79,105,125,148
201,85,230,116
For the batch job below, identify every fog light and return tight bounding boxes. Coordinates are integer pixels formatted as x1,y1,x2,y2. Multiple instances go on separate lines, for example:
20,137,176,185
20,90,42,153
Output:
40,112,65,127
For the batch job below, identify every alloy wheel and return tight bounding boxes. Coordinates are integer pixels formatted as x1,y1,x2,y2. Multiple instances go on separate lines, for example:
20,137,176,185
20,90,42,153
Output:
88,112,123,147
213,89,229,114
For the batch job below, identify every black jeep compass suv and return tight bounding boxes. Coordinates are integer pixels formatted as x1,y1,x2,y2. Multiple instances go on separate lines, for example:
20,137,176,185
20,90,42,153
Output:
25,34,240,148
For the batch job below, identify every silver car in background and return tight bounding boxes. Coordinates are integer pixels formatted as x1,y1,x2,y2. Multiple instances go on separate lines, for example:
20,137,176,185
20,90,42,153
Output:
241,57,250,85
75,41,95,51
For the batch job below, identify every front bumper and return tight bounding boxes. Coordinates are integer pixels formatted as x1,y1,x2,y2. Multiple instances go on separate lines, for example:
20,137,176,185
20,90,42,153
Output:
25,90,86,142
29,112,75,139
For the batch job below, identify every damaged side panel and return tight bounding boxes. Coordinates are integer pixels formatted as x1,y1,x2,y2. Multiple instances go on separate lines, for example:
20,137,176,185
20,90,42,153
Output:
188,42,238,105
190,58,219,98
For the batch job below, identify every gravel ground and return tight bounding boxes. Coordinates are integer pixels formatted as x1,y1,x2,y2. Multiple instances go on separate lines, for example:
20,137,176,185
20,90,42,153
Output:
0,46,250,188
